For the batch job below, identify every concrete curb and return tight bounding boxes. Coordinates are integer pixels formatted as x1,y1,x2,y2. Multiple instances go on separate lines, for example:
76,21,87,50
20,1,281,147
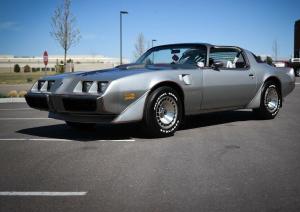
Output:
0,98,26,103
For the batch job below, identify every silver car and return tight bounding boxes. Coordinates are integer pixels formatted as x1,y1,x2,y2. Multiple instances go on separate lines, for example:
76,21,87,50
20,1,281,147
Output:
25,43,296,137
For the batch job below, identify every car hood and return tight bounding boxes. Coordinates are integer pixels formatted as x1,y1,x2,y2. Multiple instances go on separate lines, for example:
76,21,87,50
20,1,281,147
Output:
42,63,186,82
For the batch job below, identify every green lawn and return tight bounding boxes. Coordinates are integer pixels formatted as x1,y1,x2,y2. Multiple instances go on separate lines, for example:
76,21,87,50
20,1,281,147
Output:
0,72,57,84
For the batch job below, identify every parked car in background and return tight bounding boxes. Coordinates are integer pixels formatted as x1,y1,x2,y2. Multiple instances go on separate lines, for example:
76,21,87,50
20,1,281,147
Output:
25,43,296,137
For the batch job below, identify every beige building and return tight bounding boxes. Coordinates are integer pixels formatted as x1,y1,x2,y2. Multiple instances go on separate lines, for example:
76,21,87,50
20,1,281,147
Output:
0,55,129,72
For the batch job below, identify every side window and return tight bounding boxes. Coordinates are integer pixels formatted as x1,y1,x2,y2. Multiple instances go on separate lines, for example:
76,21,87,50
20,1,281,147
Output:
209,48,247,69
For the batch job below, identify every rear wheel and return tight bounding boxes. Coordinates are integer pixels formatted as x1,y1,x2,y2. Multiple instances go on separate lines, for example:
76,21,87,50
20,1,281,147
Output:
253,81,281,119
143,86,183,137
65,121,96,129
295,68,300,77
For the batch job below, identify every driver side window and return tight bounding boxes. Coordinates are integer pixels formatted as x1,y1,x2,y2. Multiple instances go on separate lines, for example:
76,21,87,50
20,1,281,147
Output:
209,48,247,69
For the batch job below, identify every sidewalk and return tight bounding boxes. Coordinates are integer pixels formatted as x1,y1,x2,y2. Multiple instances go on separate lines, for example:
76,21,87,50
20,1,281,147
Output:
0,98,26,103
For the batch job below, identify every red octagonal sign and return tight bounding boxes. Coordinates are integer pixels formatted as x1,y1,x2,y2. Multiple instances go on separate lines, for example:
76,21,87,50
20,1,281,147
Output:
43,51,48,66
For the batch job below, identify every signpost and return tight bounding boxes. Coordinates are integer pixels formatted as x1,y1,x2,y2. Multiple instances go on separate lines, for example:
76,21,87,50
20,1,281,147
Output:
43,51,48,76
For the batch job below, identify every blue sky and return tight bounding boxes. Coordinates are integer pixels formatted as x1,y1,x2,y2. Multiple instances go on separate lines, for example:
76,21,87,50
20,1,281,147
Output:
0,0,299,60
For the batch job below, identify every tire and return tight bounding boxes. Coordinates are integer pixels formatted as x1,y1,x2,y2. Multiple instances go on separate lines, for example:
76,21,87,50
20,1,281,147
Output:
295,68,300,77
253,81,281,119
143,86,183,137
65,121,96,129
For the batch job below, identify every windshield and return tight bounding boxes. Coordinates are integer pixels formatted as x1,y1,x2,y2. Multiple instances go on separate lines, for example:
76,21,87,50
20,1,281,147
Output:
136,45,207,68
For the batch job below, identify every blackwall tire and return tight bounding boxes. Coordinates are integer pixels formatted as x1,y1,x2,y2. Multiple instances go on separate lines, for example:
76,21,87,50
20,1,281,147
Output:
295,68,300,77
253,81,281,119
144,86,183,137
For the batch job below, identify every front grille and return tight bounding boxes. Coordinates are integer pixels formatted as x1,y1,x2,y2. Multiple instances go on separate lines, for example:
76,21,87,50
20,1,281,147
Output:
62,98,97,112
25,95,49,110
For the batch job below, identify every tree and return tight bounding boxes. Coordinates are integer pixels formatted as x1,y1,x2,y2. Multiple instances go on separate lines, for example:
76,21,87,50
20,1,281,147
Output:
24,65,31,73
14,64,20,73
50,0,81,72
256,55,262,62
265,56,273,65
133,33,146,59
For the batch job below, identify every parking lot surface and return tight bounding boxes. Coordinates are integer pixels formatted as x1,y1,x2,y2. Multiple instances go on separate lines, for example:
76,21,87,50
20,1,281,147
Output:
0,79,300,212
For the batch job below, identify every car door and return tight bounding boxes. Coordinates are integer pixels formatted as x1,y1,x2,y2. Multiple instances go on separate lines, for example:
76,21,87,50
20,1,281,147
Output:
201,47,257,110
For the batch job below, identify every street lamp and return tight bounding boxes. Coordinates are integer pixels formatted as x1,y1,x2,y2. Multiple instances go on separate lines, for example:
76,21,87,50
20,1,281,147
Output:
152,39,157,48
120,11,128,65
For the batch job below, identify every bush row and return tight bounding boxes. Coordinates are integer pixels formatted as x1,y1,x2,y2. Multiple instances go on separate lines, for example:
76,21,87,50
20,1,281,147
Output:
6,90,27,98
14,64,56,73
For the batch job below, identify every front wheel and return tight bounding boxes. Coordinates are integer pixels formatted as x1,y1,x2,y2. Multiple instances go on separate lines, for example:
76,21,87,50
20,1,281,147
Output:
143,86,183,137
253,81,281,119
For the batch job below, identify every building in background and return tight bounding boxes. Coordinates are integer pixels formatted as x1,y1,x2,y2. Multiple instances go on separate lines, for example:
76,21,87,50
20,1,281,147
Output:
0,55,129,73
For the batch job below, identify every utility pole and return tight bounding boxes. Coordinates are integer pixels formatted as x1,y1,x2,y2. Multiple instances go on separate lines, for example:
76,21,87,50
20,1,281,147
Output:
152,39,157,48
120,11,128,65
273,40,278,61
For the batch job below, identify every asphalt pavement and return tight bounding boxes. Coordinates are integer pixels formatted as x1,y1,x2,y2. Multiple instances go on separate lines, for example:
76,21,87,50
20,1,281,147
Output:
0,79,300,212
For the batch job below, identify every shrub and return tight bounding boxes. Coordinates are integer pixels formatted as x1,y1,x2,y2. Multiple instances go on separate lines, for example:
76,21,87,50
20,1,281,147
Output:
56,64,64,73
24,65,31,72
0,93,8,98
18,90,27,97
27,78,33,83
7,90,18,97
14,64,21,73
265,56,273,65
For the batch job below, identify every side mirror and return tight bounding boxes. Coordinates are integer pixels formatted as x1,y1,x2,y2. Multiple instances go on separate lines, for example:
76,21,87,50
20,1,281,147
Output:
212,61,224,70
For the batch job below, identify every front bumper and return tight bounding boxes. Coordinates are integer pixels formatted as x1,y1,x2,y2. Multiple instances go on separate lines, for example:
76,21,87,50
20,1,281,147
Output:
25,93,118,124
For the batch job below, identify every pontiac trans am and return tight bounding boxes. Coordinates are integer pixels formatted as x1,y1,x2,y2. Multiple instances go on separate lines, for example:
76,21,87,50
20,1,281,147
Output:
25,43,295,137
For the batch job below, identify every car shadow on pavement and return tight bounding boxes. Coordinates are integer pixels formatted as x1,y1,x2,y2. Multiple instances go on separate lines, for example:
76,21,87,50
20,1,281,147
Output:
182,110,258,130
17,110,258,141
17,123,143,141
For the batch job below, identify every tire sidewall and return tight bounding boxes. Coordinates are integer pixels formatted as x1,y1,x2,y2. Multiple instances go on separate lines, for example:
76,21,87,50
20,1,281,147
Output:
145,87,182,136
296,68,300,77
261,82,281,118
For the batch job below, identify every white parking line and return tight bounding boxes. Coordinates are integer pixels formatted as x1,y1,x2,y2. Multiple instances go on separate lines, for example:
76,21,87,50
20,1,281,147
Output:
0,138,135,142
296,83,300,85
0,118,50,120
0,191,87,196
0,108,32,111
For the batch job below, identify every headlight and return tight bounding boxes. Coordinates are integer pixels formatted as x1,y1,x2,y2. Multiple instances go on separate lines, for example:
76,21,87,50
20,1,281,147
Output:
82,81,93,92
98,81,109,93
74,81,109,94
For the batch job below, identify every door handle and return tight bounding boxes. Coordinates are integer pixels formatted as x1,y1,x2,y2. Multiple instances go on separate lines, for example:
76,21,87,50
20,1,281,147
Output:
249,73,254,78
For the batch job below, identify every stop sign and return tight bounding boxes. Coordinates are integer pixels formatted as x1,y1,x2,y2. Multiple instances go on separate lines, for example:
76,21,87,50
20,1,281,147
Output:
43,51,48,66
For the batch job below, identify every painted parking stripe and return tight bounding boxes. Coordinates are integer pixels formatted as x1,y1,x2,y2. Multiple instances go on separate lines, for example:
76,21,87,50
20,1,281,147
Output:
0,118,50,120
295,82,300,85
0,108,32,111
0,191,87,196
0,138,135,142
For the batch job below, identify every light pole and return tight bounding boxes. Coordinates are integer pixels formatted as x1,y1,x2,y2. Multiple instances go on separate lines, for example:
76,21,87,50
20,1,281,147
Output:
8,59,11,73
152,39,157,48
120,11,128,65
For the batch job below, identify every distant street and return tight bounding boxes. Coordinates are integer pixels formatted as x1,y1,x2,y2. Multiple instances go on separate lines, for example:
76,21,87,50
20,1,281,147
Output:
0,79,299,212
